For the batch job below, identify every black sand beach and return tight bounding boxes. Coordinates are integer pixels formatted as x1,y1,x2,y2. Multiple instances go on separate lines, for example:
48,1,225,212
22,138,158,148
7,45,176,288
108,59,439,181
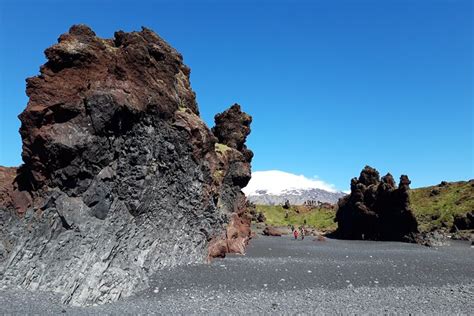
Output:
1,236,473,314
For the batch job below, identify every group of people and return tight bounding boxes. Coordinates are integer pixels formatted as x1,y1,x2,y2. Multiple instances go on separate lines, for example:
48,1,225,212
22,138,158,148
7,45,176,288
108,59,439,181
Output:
291,225,306,240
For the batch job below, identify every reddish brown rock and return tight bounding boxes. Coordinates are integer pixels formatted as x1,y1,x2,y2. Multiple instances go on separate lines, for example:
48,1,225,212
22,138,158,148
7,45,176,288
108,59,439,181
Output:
262,226,283,237
207,239,228,259
314,235,327,242
0,167,31,214
0,167,16,210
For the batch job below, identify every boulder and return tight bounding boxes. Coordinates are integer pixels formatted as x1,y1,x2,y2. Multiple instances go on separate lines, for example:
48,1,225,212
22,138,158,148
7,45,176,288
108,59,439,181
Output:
313,235,327,242
412,231,451,247
262,226,282,236
451,211,474,231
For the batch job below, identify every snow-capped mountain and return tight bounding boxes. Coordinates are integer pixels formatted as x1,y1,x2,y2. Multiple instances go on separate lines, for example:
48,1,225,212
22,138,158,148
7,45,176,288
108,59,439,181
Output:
243,170,346,205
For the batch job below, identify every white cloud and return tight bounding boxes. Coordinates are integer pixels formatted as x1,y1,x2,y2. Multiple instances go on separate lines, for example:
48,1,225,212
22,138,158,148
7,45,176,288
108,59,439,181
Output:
243,170,340,195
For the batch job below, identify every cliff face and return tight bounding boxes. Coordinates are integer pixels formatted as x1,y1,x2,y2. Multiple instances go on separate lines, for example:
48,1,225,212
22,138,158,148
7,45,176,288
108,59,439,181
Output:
0,25,252,306
333,166,418,241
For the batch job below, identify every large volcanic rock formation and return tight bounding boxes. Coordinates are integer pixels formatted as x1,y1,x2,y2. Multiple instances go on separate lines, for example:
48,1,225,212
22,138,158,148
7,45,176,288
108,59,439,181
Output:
332,166,418,241
0,25,252,305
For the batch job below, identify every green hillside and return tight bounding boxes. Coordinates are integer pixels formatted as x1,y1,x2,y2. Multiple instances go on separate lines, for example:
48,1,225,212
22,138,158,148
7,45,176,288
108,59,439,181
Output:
410,180,473,232
255,205,337,231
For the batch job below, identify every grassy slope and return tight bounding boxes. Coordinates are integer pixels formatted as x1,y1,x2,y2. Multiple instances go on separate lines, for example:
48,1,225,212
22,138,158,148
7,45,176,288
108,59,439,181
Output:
410,181,473,232
255,180,473,233
255,205,337,231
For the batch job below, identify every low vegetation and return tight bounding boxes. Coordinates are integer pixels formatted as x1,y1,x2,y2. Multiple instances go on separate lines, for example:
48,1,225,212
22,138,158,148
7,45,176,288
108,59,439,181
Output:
410,180,474,232
254,180,473,233
255,204,337,231
215,143,231,155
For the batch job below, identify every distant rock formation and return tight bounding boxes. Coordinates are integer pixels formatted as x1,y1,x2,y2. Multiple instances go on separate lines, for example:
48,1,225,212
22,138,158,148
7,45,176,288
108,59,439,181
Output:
332,166,418,241
0,25,252,306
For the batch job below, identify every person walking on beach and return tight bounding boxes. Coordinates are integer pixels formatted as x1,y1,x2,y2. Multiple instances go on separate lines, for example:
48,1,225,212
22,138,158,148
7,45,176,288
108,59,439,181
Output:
300,226,305,240
293,227,299,240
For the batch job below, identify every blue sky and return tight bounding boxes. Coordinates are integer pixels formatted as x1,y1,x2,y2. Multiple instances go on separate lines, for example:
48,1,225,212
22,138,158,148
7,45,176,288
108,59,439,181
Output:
0,0,472,190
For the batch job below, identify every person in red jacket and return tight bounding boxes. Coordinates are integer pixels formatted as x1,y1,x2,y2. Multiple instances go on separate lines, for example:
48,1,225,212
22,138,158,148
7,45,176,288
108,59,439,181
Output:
293,227,299,240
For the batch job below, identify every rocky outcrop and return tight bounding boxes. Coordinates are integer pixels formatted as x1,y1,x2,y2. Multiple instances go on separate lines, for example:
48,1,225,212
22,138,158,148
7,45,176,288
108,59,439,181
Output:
332,166,418,241
0,25,252,306
206,104,253,258
212,104,253,163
